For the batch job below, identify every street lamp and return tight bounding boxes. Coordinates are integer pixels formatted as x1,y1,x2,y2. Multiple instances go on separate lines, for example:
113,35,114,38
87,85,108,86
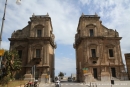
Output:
0,0,8,71
0,0,22,47
0,0,7,48
0,0,22,70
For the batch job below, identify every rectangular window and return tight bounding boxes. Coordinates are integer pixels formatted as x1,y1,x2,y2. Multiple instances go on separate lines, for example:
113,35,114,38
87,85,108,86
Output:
37,30,42,37
109,49,114,57
90,29,94,36
18,50,22,59
36,49,41,58
91,49,96,57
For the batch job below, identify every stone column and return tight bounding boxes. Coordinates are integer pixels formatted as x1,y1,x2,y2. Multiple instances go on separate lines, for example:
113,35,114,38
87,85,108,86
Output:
27,45,31,63
41,46,43,65
34,47,36,58
45,19,50,37
44,45,47,64
46,43,49,65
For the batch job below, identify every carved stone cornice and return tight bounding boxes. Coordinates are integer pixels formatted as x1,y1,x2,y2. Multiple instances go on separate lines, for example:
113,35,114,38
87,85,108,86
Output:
74,36,122,48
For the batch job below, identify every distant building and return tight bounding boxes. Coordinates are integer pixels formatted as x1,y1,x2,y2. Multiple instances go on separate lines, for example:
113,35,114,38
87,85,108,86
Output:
71,73,77,81
73,13,125,82
125,53,130,80
8,13,56,82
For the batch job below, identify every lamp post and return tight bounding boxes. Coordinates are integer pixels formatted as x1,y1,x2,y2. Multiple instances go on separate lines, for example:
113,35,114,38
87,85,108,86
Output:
0,0,7,49
0,0,7,71
0,0,21,71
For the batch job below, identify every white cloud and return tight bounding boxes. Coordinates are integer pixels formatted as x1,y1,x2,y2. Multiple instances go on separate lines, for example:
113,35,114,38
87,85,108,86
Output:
0,0,80,46
79,0,90,5
1,41,9,50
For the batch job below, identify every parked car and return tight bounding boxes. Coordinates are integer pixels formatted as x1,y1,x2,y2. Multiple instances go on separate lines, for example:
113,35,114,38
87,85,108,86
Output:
68,77,73,81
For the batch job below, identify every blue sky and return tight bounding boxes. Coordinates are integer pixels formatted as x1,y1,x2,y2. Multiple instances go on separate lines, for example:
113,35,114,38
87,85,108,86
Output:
0,0,130,76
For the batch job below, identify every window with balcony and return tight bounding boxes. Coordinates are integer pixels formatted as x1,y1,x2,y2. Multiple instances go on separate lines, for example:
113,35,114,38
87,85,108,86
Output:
37,30,42,37
36,49,41,58
91,49,96,57
90,29,94,37
109,49,114,57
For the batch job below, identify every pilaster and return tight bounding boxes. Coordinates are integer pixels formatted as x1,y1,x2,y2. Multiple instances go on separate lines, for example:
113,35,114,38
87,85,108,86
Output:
44,45,47,64
27,45,31,63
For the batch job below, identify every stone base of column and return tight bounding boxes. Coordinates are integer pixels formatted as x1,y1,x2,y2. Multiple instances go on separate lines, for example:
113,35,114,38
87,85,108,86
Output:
84,73,95,82
24,74,34,81
40,74,47,83
101,72,110,81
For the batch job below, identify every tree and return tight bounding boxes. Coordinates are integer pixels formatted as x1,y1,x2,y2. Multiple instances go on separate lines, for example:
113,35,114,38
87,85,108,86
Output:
0,50,21,85
58,72,64,79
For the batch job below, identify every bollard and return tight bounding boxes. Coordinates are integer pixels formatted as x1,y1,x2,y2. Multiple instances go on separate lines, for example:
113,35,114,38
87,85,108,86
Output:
96,83,97,87
93,83,94,87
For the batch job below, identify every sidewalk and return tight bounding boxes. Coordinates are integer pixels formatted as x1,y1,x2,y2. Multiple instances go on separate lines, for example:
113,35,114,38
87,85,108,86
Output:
38,81,130,87
85,81,130,87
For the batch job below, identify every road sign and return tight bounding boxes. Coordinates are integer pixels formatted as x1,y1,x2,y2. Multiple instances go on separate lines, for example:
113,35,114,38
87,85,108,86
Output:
82,67,89,74
83,70,88,74
82,68,89,70
0,49,4,56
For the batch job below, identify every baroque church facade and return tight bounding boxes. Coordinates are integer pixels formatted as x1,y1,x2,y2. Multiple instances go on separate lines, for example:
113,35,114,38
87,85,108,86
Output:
8,13,56,81
74,14,125,82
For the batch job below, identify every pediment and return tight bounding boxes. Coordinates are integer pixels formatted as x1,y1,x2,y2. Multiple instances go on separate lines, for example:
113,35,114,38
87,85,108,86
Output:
33,44,42,47
34,24,44,28
15,45,24,49
106,44,115,48
86,24,96,27
89,44,97,47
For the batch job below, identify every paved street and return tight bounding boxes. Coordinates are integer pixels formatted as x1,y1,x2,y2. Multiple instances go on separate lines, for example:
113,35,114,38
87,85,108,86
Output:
39,81,86,87
39,81,130,87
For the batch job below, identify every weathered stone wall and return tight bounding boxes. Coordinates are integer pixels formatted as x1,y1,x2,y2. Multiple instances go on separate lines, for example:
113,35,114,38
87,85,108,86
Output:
9,14,56,82
74,14,124,82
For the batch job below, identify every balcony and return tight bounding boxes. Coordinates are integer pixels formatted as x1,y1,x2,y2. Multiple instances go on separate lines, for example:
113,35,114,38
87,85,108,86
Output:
89,56,98,61
33,57,41,64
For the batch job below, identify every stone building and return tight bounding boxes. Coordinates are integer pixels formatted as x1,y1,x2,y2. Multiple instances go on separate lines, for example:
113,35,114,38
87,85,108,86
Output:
73,13,125,82
125,53,130,80
8,13,56,82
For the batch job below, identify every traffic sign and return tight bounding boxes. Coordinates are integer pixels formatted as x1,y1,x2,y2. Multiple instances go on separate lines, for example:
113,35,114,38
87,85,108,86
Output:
0,49,4,56
82,68,89,70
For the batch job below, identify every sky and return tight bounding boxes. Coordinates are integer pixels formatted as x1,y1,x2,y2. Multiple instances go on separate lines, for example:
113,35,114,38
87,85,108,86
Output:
0,0,130,77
